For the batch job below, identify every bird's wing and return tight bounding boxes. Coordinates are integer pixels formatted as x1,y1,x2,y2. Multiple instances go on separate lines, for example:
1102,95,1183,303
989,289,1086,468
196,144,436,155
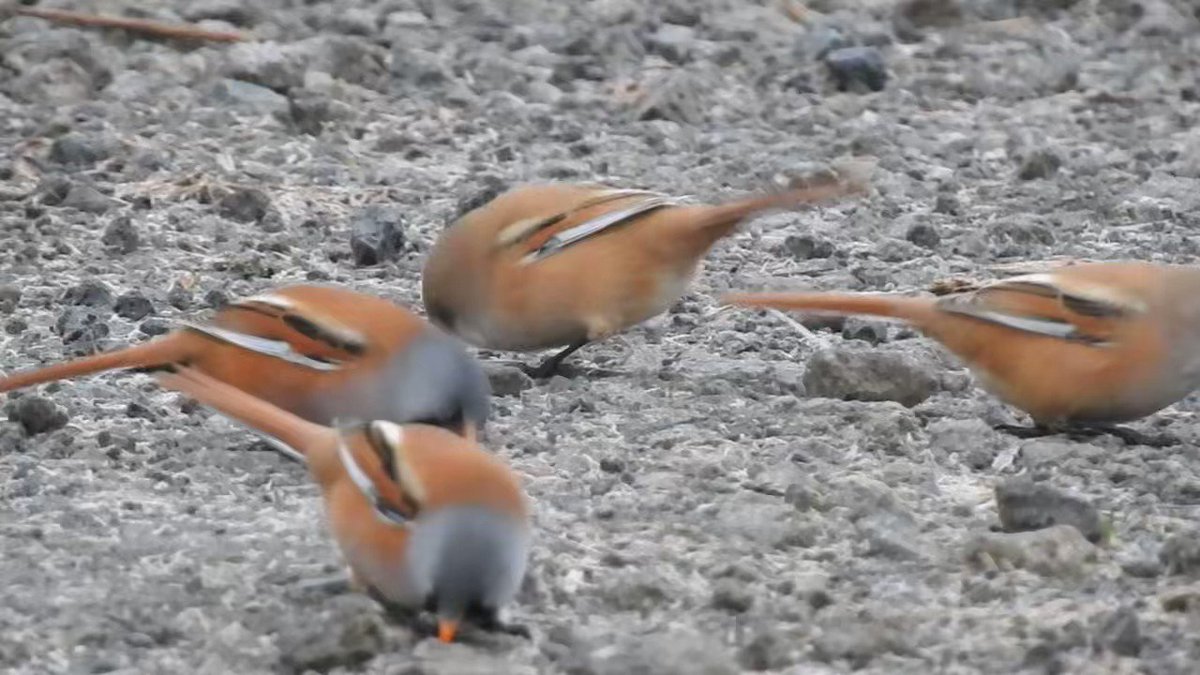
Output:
937,272,1146,345
335,420,425,526
493,189,684,265
186,292,370,370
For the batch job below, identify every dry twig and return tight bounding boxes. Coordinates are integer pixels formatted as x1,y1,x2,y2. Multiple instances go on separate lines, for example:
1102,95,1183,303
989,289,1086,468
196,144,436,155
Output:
13,6,247,43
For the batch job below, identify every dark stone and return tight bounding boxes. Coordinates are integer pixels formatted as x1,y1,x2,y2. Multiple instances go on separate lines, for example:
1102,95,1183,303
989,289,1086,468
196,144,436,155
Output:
218,188,272,223
738,627,793,671
803,346,938,407
55,307,110,353
893,0,964,42
205,290,230,308
0,285,20,314
167,283,192,310
276,611,386,674
710,579,754,613
114,292,154,321
62,280,113,308
1160,529,1200,575
207,78,289,115
61,183,115,214
824,47,888,93
9,396,69,436
841,317,889,345
995,478,1103,543
933,192,960,215
139,319,171,336
49,132,120,167
1017,149,1062,180
905,222,941,249
183,0,260,27
101,215,139,254
288,90,336,135
36,176,72,206
456,175,508,219
781,233,835,259
349,204,407,266
1096,607,1141,657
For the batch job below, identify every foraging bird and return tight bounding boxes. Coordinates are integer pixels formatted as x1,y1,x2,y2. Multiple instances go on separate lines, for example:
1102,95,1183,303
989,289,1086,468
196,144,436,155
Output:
0,285,490,442
153,366,530,643
422,175,866,377
724,261,1200,435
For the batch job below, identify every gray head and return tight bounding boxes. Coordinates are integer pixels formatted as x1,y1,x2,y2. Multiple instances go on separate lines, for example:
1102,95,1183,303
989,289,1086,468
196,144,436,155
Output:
381,331,492,438
405,504,530,642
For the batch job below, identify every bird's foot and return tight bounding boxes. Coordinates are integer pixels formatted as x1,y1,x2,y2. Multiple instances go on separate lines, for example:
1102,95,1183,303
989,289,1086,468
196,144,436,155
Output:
1088,425,1179,448
520,358,568,380
992,423,1052,439
994,422,1179,448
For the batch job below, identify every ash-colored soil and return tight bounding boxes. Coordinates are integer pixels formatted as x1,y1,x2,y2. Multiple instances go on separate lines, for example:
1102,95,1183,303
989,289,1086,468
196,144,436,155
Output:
3,1,1200,673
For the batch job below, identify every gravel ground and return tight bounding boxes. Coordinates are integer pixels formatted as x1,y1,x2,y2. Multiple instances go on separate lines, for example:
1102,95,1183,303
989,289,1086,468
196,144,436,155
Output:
3,0,1200,673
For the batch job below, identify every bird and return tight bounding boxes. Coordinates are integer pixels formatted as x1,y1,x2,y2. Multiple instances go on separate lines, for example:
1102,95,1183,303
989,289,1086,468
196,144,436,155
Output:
421,172,868,377
152,365,531,644
0,285,491,448
723,260,1200,442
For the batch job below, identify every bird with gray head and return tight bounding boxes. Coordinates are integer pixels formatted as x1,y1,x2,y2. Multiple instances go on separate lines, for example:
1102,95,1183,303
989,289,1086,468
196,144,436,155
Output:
0,284,494,457
151,365,531,643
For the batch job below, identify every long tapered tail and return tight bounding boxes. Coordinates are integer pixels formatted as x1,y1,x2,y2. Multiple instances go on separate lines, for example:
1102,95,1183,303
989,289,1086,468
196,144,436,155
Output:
721,291,938,326
153,366,330,458
690,166,871,240
0,335,189,394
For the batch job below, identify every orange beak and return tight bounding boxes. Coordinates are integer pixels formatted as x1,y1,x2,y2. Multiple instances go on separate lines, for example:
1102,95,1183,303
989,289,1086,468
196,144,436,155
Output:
437,619,459,643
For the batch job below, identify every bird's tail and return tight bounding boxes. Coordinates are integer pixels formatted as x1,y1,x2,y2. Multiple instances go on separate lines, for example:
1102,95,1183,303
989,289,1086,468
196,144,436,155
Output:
0,334,188,393
152,366,329,458
687,161,872,241
721,291,938,326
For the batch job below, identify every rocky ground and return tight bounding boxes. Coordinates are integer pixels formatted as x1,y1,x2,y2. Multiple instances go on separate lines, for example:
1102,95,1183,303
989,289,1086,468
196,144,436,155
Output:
3,0,1200,673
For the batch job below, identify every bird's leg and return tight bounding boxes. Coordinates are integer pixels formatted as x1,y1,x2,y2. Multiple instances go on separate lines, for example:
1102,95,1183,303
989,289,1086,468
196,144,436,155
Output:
523,340,587,379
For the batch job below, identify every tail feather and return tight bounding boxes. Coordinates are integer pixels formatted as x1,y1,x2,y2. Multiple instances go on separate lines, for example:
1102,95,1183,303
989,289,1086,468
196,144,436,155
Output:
722,291,937,326
690,171,869,241
0,335,188,394
153,366,330,458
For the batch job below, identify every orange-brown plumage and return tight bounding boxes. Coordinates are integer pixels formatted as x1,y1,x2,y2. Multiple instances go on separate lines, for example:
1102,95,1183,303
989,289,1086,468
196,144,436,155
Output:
153,366,529,643
423,177,865,375
725,261,1200,427
0,285,491,439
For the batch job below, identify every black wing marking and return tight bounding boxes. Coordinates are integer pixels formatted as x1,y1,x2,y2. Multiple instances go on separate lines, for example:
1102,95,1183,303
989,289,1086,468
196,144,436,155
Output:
180,322,345,371
519,195,682,265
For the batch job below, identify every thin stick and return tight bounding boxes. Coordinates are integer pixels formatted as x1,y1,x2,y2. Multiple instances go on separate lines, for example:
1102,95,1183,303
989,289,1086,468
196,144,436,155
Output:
14,7,247,43
765,308,828,347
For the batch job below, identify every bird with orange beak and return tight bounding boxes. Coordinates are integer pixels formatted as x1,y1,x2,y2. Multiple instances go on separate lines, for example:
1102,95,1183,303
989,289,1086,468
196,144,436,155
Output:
152,365,530,643
724,260,1200,441
0,285,491,449
421,171,868,377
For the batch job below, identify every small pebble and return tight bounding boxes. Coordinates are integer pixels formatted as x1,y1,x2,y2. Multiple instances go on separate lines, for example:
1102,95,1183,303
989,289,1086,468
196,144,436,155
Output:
995,478,1103,543
9,396,69,436
349,204,407,266
114,292,154,321
824,47,888,92
101,216,140,254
